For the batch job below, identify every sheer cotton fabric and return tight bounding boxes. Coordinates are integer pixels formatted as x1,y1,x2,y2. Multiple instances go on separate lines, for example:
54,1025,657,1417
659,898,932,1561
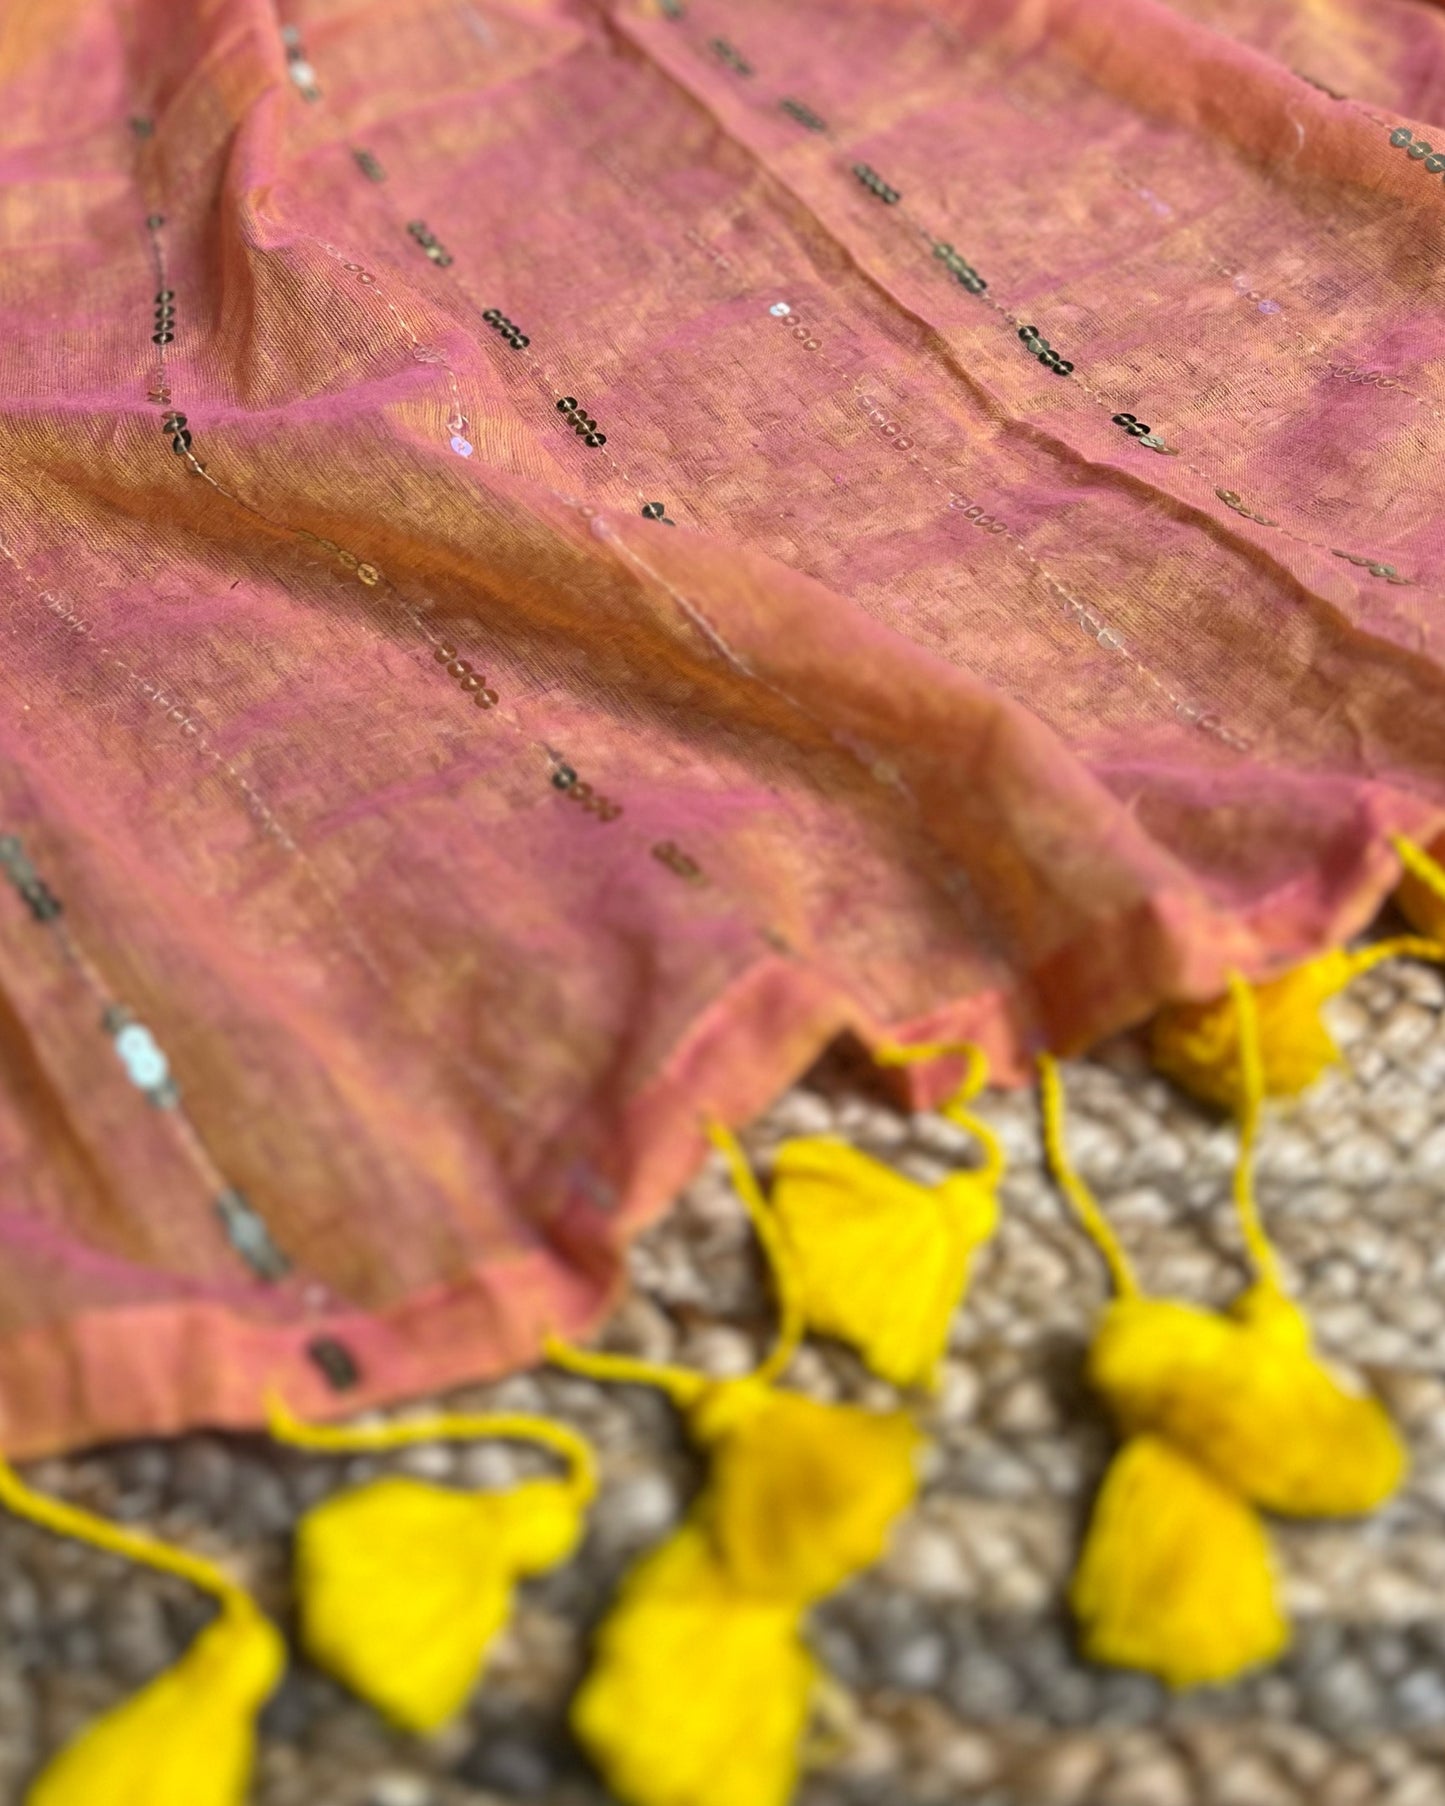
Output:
1,0,1444,1452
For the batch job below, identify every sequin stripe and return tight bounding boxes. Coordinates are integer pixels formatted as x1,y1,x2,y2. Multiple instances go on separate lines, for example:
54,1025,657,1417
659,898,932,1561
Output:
280,19,321,100
289,76,666,512
309,235,473,443
0,746,296,1286
763,305,1253,749
68,151,541,1147
276,21,703,520
95,388,585,1124
406,218,454,266
1210,486,1408,592
235,218,892,986
1,505,526,1153
479,63,1235,732
636,3,1194,461
594,518,1035,983
0,532,367,1290
0,486,302,862
291,237,802,913
131,221,763,957
691,0,1445,473
288,27,1246,767
367,218,654,503
668,8,1185,452
985,36,1445,443
641,2,1425,598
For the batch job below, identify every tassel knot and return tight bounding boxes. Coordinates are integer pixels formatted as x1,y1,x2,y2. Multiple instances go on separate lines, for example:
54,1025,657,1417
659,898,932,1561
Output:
1150,952,1353,1107
689,1378,921,1603
706,1037,1002,1391
1153,838,1445,1111
267,1398,596,1734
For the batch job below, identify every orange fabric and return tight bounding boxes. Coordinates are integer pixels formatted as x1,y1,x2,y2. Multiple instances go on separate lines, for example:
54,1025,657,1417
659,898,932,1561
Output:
1,0,1444,1452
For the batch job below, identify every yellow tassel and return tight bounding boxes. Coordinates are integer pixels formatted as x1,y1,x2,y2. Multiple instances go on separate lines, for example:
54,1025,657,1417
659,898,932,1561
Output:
1150,951,1355,1107
1152,850,1445,1111
0,1458,284,1806
706,1041,1000,1390
1070,1434,1289,1688
548,1187,922,1806
267,1399,595,1733
1086,1290,1405,1516
571,1525,817,1806
1040,978,1404,1688
689,1377,921,1601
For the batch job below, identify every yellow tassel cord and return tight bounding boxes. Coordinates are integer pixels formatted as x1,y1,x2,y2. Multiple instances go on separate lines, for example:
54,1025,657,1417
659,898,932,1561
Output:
547,1200,922,1806
1039,999,1405,1689
1152,838,1445,1109
266,1399,596,1733
706,1040,1001,1390
1395,832,1445,941
0,1458,283,1806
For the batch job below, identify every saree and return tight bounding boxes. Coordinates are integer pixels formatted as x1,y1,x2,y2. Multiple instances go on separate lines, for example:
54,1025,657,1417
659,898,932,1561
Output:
1,0,1444,1459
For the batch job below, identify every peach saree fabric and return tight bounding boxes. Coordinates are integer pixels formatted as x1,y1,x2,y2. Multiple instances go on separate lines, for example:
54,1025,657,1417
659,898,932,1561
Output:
1,0,1443,1453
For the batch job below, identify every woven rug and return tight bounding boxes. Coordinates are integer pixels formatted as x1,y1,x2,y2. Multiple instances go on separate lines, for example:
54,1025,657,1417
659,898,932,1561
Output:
3,950,1441,1806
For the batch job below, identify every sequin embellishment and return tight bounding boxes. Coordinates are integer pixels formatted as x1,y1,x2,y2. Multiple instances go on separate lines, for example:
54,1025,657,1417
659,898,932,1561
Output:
853,163,901,205
1215,489,1277,528
1019,325,1073,375
556,396,607,447
932,242,987,294
1386,125,1445,184
215,1188,293,1280
433,644,498,708
104,1008,179,1106
652,840,703,881
781,98,826,131
408,220,454,267
550,761,623,820
710,38,753,74
1331,548,1412,584
308,1336,362,1390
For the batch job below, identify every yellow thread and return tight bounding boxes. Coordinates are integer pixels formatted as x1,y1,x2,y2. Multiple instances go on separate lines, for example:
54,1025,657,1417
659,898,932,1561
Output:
1343,933,1445,977
1390,834,1445,946
548,1113,817,1400
1225,973,1283,1294
0,1458,245,1611
705,1119,805,1384
1037,1054,1140,1298
1393,832,1445,905
876,1038,1005,1185
543,1334,708,1407
266,1395,598,1503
